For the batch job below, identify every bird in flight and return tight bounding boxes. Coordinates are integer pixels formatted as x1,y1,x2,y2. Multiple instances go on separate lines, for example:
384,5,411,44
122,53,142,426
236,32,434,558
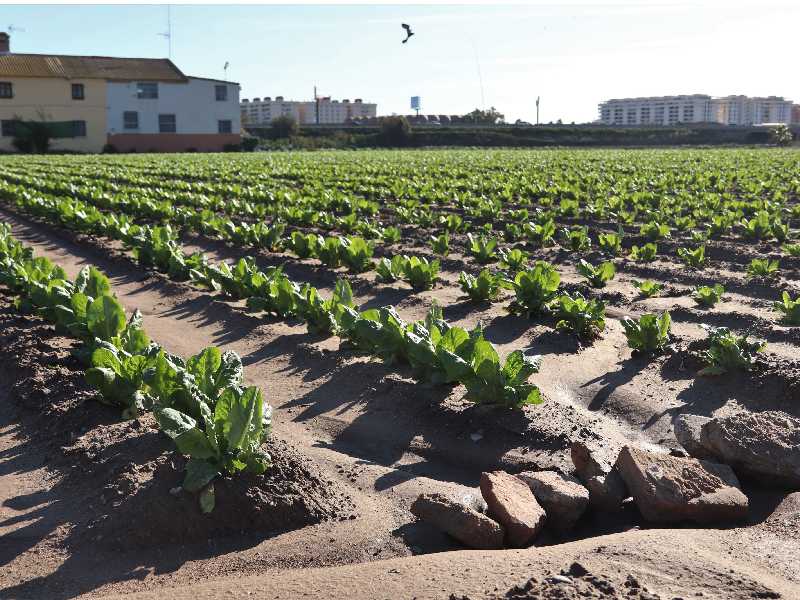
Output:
401,23,414,44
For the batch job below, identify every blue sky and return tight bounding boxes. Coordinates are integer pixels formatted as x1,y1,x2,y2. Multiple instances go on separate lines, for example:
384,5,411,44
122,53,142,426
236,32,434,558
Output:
3,3,798,123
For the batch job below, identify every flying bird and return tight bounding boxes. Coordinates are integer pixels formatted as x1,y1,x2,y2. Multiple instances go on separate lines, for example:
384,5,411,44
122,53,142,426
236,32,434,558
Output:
401,23,414,44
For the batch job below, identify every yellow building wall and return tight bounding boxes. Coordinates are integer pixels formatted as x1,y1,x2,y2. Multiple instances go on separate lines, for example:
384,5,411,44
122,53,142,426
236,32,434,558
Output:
0,77,107,153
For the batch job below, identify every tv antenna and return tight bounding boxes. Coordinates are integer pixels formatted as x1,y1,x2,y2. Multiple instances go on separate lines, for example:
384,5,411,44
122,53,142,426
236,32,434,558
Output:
470,41,486,111
223,61,229,81
158,5,172,59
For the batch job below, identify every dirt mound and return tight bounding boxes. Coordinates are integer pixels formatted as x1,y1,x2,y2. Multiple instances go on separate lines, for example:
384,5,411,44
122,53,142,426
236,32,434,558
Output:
0,291,355,552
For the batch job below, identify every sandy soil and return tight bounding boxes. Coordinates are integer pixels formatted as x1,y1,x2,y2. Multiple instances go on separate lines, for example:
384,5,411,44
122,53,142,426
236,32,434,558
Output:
0,207,799,600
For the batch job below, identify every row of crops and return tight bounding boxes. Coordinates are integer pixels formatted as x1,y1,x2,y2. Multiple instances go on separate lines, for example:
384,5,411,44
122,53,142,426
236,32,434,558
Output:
0,148,798,508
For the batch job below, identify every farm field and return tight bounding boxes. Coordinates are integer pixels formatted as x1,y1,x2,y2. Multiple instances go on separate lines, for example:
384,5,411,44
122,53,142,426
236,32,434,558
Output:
0,148,799,599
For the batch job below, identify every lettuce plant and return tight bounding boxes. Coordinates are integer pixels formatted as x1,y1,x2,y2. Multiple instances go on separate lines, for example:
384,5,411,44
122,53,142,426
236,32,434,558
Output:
459,269,506,302
156,386,272,513
774,291,800,325
507,261,561,317
318,236,344,268
598,232,622,256
576,259,616,288
461,343,543,409
693,283,724,307
382,226,402,244
640,221,670,241
630,243,657,263
402,256,439,290
499,247,528,272
524,219,556,247
552,293,606,339
559,226,591,251
746,258,779,279
699,325,764,375
430,232,450,256
288,231,322,259
621,312,671,354
782,243,800,257
340,236,374,272
633,280,663,298
467,233,498,264
376,256,407,283
677,245,706,269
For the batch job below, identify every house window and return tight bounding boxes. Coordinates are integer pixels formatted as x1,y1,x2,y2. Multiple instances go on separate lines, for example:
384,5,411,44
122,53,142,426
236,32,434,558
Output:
72,120,87,137
218,119,232,134
123,111,139,130
215,85,228,101
0,82,12,99
1,120,16,136
71,83,85,100
137,82,159,99
158,114,176,133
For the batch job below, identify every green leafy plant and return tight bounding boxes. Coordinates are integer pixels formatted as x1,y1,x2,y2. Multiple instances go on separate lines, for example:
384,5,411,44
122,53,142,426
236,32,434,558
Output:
677,245,706,269
318,236,344,268
376,255,407,283
467,233,498,264
782,243,800,257
430,232,450,256
462,344,543,409
552,293,606,339
746,258,779,279
640,221,670,241
381,226,402,244
598,231,623,256
633,280,663,298
559,226,591,251
630,243,657,263
402,256,440,290
340,236,374,272
774,291,800,325
298,279,355,335
156,385,271,513
459,269,506,302
576,259,616,288
287,231,322,259
699,325,764,375
693,284,724,307
506,261,561,317
499,247,528,272
621,312,671,354
524,219,556,247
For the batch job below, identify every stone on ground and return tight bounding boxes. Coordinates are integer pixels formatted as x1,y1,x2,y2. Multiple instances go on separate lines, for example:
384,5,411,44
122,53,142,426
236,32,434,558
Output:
700,411,800,488
615,445,749,524
570,441,628,512
673,414,715,460
517,470,589,531
479,471,546,547
410,493,504,550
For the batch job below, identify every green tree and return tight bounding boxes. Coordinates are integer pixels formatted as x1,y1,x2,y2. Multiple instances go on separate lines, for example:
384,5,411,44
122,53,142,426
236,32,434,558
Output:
770,124,793,147
464,107,505,125
380,115,412,146
271,115,298,139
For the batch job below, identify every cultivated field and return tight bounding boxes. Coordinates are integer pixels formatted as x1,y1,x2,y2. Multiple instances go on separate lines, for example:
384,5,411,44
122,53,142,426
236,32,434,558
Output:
0,148,799,599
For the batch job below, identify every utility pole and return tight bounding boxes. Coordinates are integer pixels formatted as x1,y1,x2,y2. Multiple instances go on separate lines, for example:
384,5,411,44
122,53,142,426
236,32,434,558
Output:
536,96,540,125
158,5,172,59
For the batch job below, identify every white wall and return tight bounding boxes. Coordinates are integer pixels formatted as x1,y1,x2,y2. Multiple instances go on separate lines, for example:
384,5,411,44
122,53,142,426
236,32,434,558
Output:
106,78,241,135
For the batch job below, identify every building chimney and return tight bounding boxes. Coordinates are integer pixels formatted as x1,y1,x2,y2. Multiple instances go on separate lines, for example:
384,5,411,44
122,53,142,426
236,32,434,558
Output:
0,33,9,54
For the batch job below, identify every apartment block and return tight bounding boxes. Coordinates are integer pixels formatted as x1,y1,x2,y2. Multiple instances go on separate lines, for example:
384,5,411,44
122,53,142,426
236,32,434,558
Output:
598,94,793,126
241,96,377,126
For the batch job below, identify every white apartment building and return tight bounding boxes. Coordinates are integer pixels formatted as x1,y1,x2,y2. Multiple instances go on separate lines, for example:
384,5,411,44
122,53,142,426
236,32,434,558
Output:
598,94,794,126
712,96,793,126
598,95,714,126
240,96,377,125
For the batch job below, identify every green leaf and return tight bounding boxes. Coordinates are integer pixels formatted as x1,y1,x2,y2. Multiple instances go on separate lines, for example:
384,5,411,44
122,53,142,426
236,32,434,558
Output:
199,484,216,513
87,295,126,341
155,407,198,439
226,387,261,451
183,458,219,493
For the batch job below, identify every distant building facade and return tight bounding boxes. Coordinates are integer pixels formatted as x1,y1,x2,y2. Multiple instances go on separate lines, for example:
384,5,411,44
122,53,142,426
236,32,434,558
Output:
0,32,240,153
241,96,376,125
792,104,800,125
598,94,793,126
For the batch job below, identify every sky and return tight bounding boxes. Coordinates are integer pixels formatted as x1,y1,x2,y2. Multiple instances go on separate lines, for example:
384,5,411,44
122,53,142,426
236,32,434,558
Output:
2,2,798,123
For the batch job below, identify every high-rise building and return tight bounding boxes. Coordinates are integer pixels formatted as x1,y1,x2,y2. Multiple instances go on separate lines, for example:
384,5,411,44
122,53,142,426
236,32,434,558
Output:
598,94,793,126
240,96,376,126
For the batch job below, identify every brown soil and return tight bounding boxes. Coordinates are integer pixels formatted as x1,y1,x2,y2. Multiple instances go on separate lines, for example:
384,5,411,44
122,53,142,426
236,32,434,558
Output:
1,208,799,600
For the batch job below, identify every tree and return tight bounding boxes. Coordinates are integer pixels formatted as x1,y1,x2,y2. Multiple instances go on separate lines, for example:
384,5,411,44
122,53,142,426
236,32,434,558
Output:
770,124,793,147
463,107,505,125
380,115,411,146
11,119,52,154
271,115,298,139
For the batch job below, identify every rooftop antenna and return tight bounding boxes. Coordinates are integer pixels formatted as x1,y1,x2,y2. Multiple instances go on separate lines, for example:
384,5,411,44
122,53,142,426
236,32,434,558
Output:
158,5,172,59
223,61,229,81
471,41,486,112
